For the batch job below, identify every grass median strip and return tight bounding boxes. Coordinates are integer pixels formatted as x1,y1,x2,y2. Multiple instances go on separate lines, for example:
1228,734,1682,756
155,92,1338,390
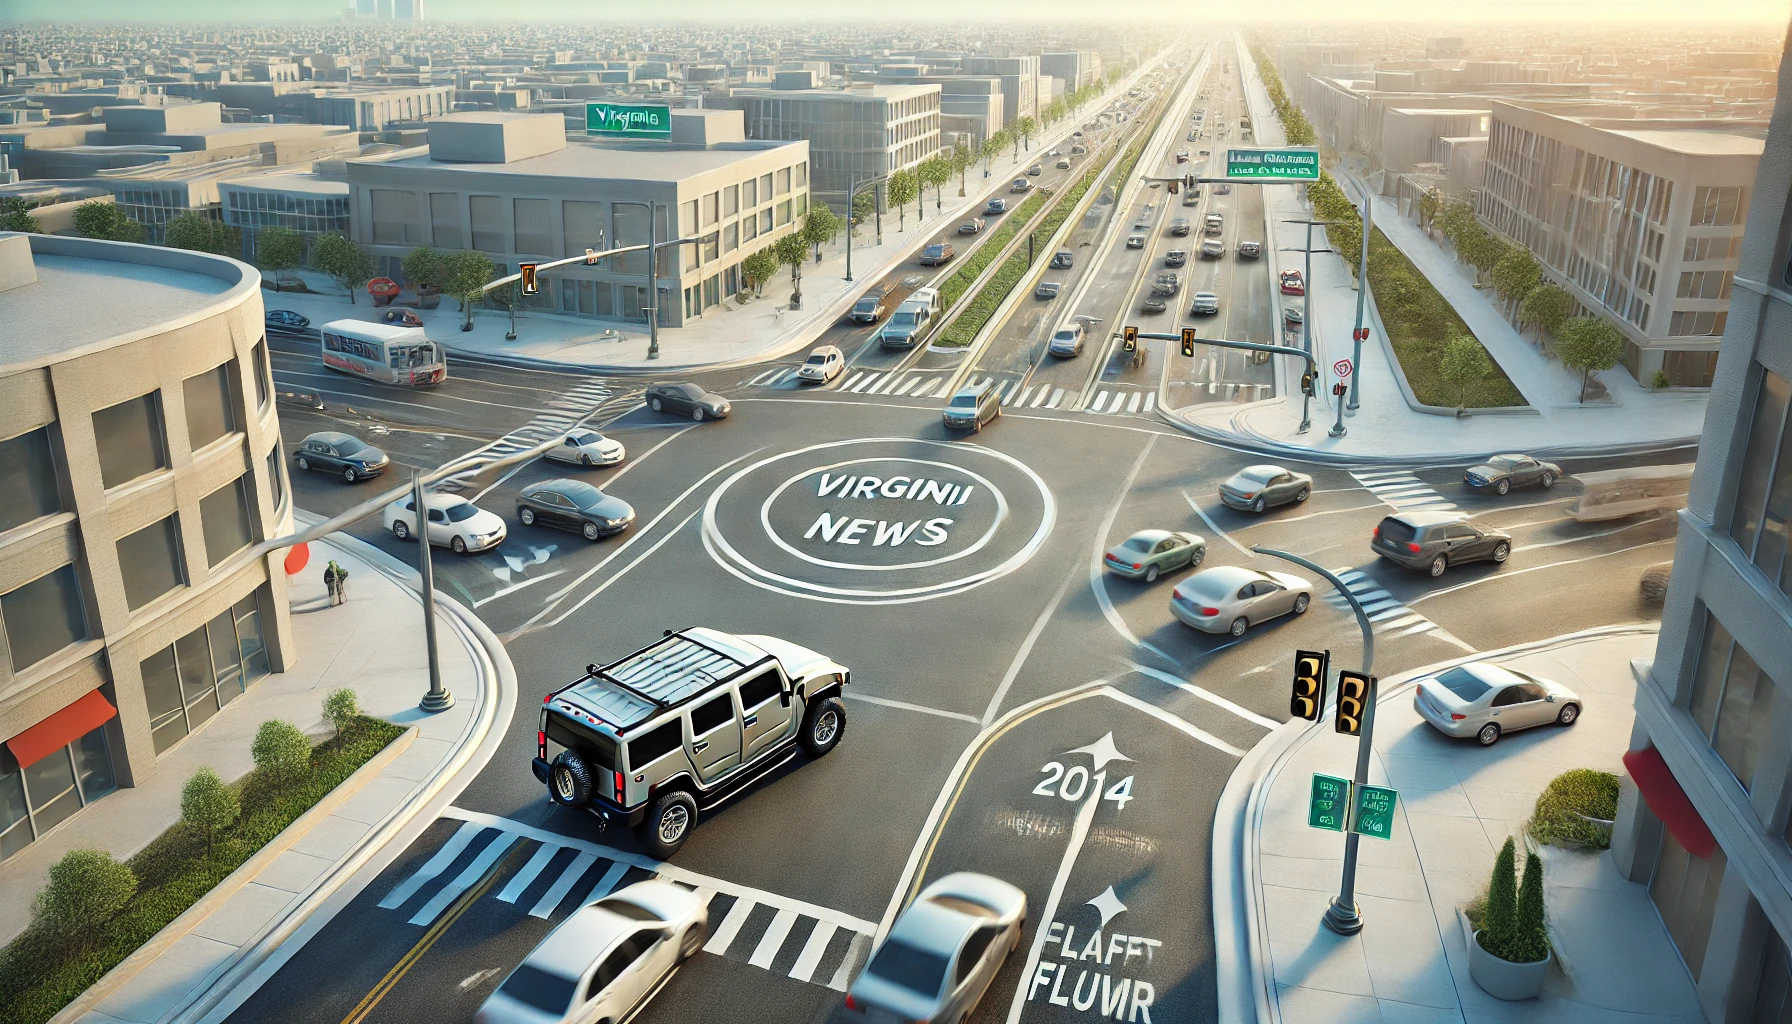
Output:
937,190,1051,310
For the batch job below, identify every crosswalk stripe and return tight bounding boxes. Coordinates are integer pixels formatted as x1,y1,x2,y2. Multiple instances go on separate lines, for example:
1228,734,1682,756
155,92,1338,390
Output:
1127,391,1142,414
495,843,559,904
841,371,864,391
1031,385,1050,408
408,832,521,926
791,921,838,983
895,376,920,396
582,860,631,906
1144,393,1157,412
851,373,881,394
378,821,482,910
1091,391,1109,412
748,368,779,386
1378,613,1429,631
1001,381,1019,403
1399,620,1445,638
1047,387,1064,409
705,898,757,954
528,851,598,919
912,378,940,399
828,932,871,992
749,909,799,969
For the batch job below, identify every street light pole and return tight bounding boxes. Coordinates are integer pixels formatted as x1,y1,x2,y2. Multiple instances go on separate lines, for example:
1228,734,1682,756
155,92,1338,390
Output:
412,470,451,712
1252,544,1377,936
646,202,662,360
1349,183,1372,411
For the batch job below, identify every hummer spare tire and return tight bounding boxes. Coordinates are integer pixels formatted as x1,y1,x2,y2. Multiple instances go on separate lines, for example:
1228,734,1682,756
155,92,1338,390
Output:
549,752,593,807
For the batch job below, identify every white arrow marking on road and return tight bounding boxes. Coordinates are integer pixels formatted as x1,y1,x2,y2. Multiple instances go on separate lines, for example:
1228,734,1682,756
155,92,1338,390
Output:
1064,733,1133,771
1087,886,1128,929
458,967,504,991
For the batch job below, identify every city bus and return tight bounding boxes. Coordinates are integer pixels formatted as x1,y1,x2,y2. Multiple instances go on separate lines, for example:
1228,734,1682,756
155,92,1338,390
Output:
1566,464,1694,522
320,320,447,386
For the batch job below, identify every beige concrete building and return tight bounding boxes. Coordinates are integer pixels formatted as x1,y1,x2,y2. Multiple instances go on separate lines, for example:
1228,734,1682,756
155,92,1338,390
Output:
0,231,293,864
346,110,810,325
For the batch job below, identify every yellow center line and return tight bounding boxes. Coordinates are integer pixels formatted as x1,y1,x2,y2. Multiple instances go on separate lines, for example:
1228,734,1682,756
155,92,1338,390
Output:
339,842,529,1024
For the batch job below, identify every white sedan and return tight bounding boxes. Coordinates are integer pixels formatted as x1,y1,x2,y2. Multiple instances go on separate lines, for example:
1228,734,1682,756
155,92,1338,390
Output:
476,880,706,1024
382,493,507,554
543,429,625,468
797,345,845,384
1170,564,1313,637
846,873,1026,1023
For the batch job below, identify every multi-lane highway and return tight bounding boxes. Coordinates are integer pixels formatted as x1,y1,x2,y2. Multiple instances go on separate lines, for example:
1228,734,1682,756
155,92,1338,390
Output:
235,33,1690,1024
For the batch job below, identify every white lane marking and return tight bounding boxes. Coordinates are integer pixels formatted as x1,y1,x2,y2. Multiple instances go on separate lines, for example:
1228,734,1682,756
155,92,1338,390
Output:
828,933,869,992
1031,385,1051,408
1127,661,1278,730
576,425,694,492
895,376,921,396
1088,438,1160,654
1351,470,1456,511
1091,390,1110,412
458,967,503,991
377,821,483,910
850,373,882,394
912,378,941,399
495,842,559,903
1183,490,1251,556
873,374,905,395
981,557,1089,728
1003,751,1106,1023
582,860,631,905
704,898,757,954
1462,495,1576,520
1513,515,1666,553
472,570,568,609
1047,387,1065,409
1234,502,1384,528
791,921,838,983
1126,391,1142,414
526,510,699,632
749,909,799,969
409,832,521,926
528,851,598,919
1408,538,1676,607
845,691,982,726
1144,392,1157,413
841,371,865,391
270,372,541,413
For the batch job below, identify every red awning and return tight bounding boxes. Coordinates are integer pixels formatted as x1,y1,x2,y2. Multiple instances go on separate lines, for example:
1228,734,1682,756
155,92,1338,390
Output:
6,690,117,769
1624,746,1717,858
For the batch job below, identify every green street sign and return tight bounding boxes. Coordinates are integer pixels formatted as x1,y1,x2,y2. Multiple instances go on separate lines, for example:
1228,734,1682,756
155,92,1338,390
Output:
586,102,672,139
1351,784,1399,840
1308,774,1350,832
1225,147,1320,181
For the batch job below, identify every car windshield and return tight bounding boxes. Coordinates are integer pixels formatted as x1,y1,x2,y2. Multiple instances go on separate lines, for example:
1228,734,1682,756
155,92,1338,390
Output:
1434,666,1493,702
677,384,704,398
1053,330,1076,342
806,354,829,365
1123,537,1154,552
853,297,877,309
556,482,606,509
1234,468,1275,485
594,897,663,921
891,312,918,326
950,393,978,408
498,964,576,1014
864,939,949,996
572,432,603,446
445,503,481,523
335,437,367,456
1488,456,1523,470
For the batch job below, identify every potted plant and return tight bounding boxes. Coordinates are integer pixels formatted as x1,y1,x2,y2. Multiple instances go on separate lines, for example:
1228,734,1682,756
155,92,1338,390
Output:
1469,836,1551,1000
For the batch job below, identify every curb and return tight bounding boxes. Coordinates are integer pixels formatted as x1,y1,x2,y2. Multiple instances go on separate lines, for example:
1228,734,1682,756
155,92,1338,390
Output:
1210,622,1660,1024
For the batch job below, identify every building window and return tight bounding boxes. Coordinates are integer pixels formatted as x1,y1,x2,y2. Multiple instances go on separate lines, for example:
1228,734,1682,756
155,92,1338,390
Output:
513,198,552,256
1687,612,1778,791
1728,368,1792,594
759,173,773,200
266,447,285,514
723,185,738,216
94,392,169,489
743,178,758,207
184,363,237,450
118,515,185,611
563,200,604,259
200,476,254,567
0,718,116,864
1670,310,1727,337
370,189,422,245
776,167,791,195
0,427,62,535
776,201,791,227
611,203,651,276
469,195,504,253
761,208,774,233
724,222,738,253
1690,186,1744,227
1752,921,1792,1023
252,341,271,409
1650,826,1726,981
429,192,463,248
1,565,88,673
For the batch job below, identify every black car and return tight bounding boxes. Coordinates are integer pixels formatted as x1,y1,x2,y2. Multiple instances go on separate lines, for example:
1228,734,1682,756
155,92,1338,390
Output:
646,382,731,420
849,288,889,324
266,310,310,332
1465,454,1562,495
293,431,390,483
516,479,635,541
1164,250,1188,268
1373,511,1512,577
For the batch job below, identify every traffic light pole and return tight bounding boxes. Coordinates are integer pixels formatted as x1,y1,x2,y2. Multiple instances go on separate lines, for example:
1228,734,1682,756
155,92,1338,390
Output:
1131,332,1316,433
1251,545,1377,936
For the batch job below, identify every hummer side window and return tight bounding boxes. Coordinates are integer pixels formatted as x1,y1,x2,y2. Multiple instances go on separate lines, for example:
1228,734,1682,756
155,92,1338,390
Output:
627,721,682,768
738,671,781,709
691,693,734,736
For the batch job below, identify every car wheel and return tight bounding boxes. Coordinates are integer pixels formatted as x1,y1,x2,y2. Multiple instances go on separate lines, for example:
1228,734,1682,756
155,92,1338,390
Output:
392,520,410,541
1193,547,1206,567
1295,486,1310,503
1293,593,1310,614
1252,497,1266,513
343,467,358,483
1229,617,1248,637
519,507,536,526
295,456,310,472
451,535,467,554
801,697,846,756
1542,472,1555,488
680,925,706,960
650,398,662,412
693,408,704,422
1477,723,1501,746
1144,564,1160,583
582,521,600,541
1496,478,1510,496
1429,555,1448,577
582,454,593,467
1492,541,1511,563
548,752,593,807
1558,703,1580,726
642,791,698,859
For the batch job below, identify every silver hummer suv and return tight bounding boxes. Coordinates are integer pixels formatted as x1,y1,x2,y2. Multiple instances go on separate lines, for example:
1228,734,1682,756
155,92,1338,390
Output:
533,627,849,858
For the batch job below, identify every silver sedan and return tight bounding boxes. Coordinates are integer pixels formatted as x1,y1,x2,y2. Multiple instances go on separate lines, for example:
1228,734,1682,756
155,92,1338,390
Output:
1413,662,1582,746
1170,565,1314,637
846,873,1026,1023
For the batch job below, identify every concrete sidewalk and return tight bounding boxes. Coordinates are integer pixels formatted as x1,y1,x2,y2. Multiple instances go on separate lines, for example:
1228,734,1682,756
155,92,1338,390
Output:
1238,627,1704,1024
10,527,514,1024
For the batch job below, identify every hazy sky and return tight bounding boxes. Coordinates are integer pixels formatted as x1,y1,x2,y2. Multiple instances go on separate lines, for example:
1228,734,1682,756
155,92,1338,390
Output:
4,0,1788,22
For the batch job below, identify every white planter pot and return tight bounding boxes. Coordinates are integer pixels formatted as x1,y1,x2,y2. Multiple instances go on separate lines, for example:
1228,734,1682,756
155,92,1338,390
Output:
1469,930,1550,1001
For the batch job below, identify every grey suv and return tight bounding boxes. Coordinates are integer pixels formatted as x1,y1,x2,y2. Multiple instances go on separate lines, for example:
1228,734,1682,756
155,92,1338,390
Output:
533,628,849,858
1373,511,1512,577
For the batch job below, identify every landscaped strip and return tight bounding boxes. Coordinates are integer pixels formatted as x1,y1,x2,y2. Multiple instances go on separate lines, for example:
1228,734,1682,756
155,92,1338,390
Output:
0,709,405,1024
937,188,1052,310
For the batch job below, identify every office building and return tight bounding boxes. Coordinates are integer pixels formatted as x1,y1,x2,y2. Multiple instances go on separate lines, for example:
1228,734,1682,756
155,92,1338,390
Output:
1040,51,1101,93
1607,28,1792,1022
712,82,938,206
1477,101,1765,387
0,231,292,865
346,110,809,325
219,172,351,261
963,55,1040,126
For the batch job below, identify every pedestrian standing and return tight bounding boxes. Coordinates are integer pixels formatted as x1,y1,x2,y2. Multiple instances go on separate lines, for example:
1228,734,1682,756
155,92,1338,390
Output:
323,560,348,606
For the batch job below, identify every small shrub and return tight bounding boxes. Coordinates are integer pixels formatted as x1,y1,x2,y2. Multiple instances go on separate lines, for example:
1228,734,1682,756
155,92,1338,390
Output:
1652,369,1672,391
1527,768,1620,849
1512,851,1550,963
180,767,240,863
32,850,137,943
322,688,362,737
1480,836,1518,958
251,719,312,798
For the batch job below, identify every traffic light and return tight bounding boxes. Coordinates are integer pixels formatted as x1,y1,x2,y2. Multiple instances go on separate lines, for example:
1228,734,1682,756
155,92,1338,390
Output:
1184,173,1198,191
1300,371,1315,396
1291,649,1329,721
520,262,539,296
1123,325,1138,352
1353,327,1370,342
1336,671,1374,736
1168,181,1179,195
1181,327,1196,358
585,248,600,266
1332,382,1348,397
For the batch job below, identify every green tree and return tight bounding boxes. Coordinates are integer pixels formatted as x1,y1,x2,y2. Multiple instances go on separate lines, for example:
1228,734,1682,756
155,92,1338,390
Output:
918,155,952,211
251,719,312,800
1,198,43,233
402,245,448,295
72,200,145,244
1518,283,1574,342
742,245,777,296
1558,315,1625,403
181,766,240,864
980,135,1003,177
442,249,496,329
33,849,137,946
163,212,239,256
256,226,304,293
772,232,809,305
1512,851,1550,964
1436,196,1478,247
1439,334,1494,412
323,687,362,736
886,169,918,232
1417,189,1440,239
849,189,876,235
311,233,375,304
1014,114,1038,152
1481,835,1519,959
1491,246,1541,312
952,146,975,197
801,202,840,256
